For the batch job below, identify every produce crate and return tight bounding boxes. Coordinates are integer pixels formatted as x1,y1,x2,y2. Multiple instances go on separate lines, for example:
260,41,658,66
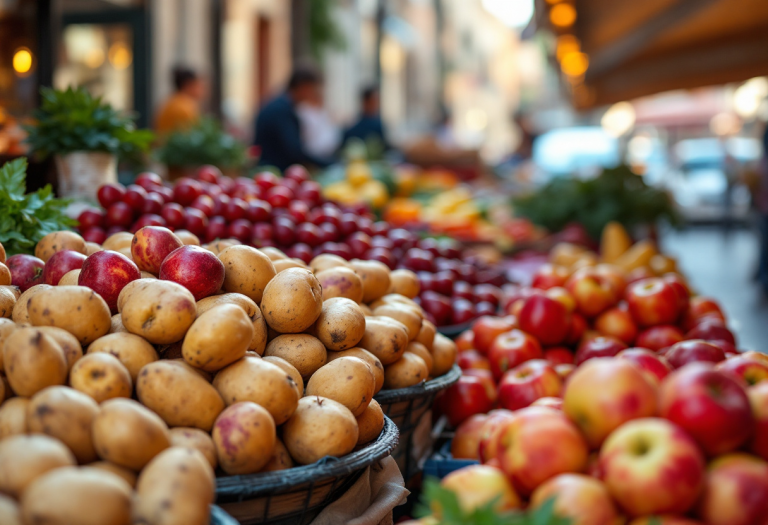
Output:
215,417,399,525
422,440,479,480
374,365,461,485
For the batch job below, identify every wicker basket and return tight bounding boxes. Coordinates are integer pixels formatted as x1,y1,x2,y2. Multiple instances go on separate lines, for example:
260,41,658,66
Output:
215,417,399,525
211,505,240,525
373,365,461,485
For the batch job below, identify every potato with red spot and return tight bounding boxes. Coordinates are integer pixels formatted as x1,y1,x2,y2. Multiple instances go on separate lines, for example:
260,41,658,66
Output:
212,401,276,475
315,267,364,302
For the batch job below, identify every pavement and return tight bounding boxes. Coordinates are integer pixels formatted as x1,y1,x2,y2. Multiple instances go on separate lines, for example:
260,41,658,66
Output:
660,225,768,352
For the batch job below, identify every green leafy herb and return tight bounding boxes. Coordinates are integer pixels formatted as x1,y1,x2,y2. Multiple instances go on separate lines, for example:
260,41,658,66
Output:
155,118,247,170
0,158,76,255
24,87,153,162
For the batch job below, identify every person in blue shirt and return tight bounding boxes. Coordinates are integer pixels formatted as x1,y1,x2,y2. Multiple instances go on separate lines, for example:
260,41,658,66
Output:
253,65,334,171
341,86,391,152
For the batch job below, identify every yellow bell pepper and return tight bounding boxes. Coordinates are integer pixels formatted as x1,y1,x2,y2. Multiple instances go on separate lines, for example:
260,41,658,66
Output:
347,161,372,187
614,240,658,272
600,221,632,263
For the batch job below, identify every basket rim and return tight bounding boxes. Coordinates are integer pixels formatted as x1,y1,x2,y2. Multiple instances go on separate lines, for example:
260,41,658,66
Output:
373,364,461,404
215,416,399,499
437,322,472,338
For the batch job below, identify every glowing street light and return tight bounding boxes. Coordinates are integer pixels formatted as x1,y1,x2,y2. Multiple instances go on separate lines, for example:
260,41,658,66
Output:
550,4,577,27
13,47,33,76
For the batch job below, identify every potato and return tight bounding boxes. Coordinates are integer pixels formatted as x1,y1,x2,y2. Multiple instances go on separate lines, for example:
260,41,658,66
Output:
260,246,288,261
140,271,156,279
27,285,111,345
12,284,50,323
196,293,268,355
0,317,15,371
89,461,137,488
274,258,308,272
263,355,304,395
350,259,390,303
406,341,433,375
310,297,366,351
370,293,420,310
169,427,218,470
116,278,154,313
175,229,201,245
416,319,436,351
0,398,29,438
182,303,253,371
27,386,99,463
0,243,4,263
0,434,76,497
70,353,132,402
92,399,170,471
213,402,276,474
360,303,373,315
120,280,196,344
136,361,224,431
204,238,240,256
310,253,353,273
356,399,385,444
134,447,214,525
85,242,102,255
0,494,21,525
0,287,14,318
0,264,9,286
3,327,67,397
35,231,87,262
0,285,19,299
283,396,358,465
373,303,422,341
358,316,408,365
58,269,81,286
264,334,327,379
219,245,276,303
168,358,213,382
327,347,385,394
262,438,294,472
117,247,134,261
387,269,420,298
431,333,458,377
21,467,132,525
383,352,428,389
316,266,364,302
102,232,133,252
36,326,82,371
110,314,127,333
261,268,323,333
0,378,8,404
87,332,158,382
213,356,300,424
306,357,375,416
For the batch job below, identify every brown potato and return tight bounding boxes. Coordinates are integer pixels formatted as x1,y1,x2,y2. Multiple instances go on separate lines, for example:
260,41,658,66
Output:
327,347,385,394
117,246,133,261
27,286,111,345
219,245,276,303
12,284,51,323
0,264,10,286
263,355,304,395
92,398,171,471
174,230,201,245
35,231,87,262
116,278,154,313
0,243,4,263
136,361,224,431
102,232,133,252
57,269,81,286
260,246,288,261
261,438,294,472
405,341,433,375
169,427,218,470
1,286,20,299
139,271,156,279
110,314,127,333
0,287,15,318
85,242,102,255
416,319,436,351
36,326,82,371
264,334,327,379
369,293,421,310
0,317,15,372
383,352,428,389
310,253,353,273
120,280,196,344
3,327,67,397
182,303,253,372
431,333,458,377
358,316,408,365
0,398,29,438
70,353,132,403
87,332,158,382
309,297,366,352
356,399,385,444
0,434,76,498
196,293,268,355
315,266,364,302
89,461,137,488
204,239,240,256
387,269,420,298
212,401,276,475
373,303,422,341
21,467,132,525
27,386,99,463
283,396,359,465
350,259,391,303
0,494,20,525
261,268,323,333
306,357,375,416
168,358,213,382
359,303,373,315
274,258,308,272
213,356,300,425
134,447,214,525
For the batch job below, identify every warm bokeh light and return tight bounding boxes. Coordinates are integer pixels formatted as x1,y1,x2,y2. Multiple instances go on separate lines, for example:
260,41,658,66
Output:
12,47,33,75
710,112,741,136
482,0,534,28
556,35,580,61
84,47,105,68
380,38,404,74
733,77,768,119
601,102,636,137
550,4,577,27
560,51,589,77
108,42,132,70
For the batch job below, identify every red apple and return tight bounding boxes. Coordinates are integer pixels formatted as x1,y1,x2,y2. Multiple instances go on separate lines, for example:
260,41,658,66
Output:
659,363,753,456
6,254,45,291
77,208,105,229
105,201,134,227
498,359,562,411
451,298,477,325
420,290,452,326
81,227,107,244
544,347,574,366
748,382,768,460
451,414,488,460
617,348,673,385
97,183,126,208
635,325,685,352
599,418,705,517
462,369,497,403
456,330,475,352
682,296,725,331
196,164,222,183
628,517,703,525
173,178,204,206
518,294,571,346
716,355,768,387
565,312,587,345
665,340,725,369
574,336,628,365
78,250,141,313
160,203,186,230
531,397,563,410
159,245,225,301
555,363,575,381
487,329,543,381
625,278,680,327
530,474,621,525
122,184,147,212
43,250,87,285
472,315,517,355
686,318,736,346
662,273,690,312
563,358,658,448
593,264,628,298
531,264,570,290
440,375,496,427
565,268,618,317
696,453,768,525
130,226,183,275
594,307,637,345
440,465,522,514
477,409,516,462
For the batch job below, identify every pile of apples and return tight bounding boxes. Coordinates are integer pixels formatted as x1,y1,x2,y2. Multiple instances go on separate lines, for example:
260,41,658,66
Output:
76,165,508,327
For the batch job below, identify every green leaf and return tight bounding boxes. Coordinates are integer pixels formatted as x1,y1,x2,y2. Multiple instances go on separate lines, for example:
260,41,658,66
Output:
155,118,247,169
0,157,28,197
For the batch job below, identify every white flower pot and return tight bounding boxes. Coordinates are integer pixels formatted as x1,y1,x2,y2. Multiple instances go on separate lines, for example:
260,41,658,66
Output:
54,151,117,200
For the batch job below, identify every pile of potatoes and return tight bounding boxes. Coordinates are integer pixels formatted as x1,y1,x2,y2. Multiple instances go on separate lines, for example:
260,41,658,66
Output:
0,229,458,524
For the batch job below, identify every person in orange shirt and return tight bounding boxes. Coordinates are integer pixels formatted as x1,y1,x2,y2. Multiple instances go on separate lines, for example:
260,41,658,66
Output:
155,67,205,134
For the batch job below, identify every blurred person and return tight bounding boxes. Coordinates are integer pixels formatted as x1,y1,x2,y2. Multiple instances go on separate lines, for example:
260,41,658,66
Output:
296,87,340,159
342,86,390,152
155,67,205,134
253,65,334,171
